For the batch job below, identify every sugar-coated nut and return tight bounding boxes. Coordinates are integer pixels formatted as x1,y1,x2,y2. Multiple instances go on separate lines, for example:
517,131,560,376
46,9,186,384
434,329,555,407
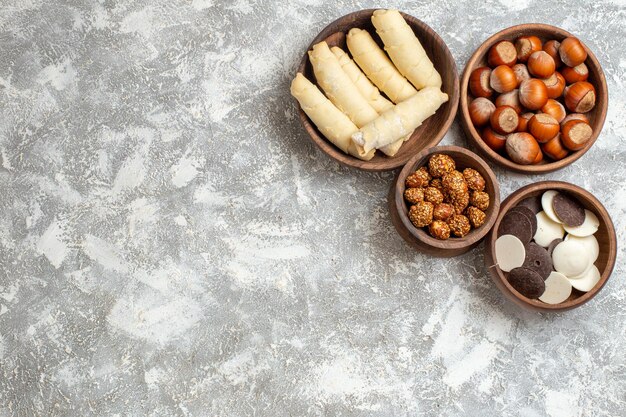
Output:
541,134,569,161
448,214,471,237
561,120,593,151
488,40,517,67
515,36,542,62
404,187,424,204
561,63,589,84
429,178,444,192
429,220,451,240
462,168,486,191
451,191,470,214
405,167,431,188
527,51,555,79
506,132,541,165
517,112,534,132
408,201,434,228
543,40,563,68
469,97,496,127
564,81,596,113
528,113,560,143
519,79,548,110
512,64,531,86
490,65,517,93
495,90,523,114
470,190,490,211
424,187,444,205
481,127,507,151
541,99,567,123
561,113,589,127
442,170,468,198
466,206,487,228
559,37,587,67
433,203,455,221
469,67,493,98
541,72,566,99
428,154,456,178
490,105,519,134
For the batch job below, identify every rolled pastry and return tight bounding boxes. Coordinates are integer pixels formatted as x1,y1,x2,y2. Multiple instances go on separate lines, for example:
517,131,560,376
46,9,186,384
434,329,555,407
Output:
371,9,442,89
308,42,379,128
331,46,407,156
331,46,394,114
352,87,449,152
346,28,417,103
290,73,374,161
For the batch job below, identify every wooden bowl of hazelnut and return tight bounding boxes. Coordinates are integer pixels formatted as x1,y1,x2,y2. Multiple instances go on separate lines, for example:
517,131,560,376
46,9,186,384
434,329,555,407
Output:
389,146,500,257
484,181,617,311
460,24,608,174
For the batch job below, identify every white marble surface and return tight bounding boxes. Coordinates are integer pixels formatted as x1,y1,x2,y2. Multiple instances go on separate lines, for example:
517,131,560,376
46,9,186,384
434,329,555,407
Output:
1,0,625,416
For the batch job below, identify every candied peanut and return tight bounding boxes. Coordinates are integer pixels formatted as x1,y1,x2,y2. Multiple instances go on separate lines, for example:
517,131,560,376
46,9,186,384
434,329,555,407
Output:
429,220,451,240
448,214,471,237
470,191,490,211
429,154,456,178
404,188,424,204
408,201,434,228
463,168,486,191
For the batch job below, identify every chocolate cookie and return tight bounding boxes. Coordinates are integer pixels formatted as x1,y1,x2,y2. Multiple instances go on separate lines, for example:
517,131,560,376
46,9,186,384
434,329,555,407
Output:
507,267,546,298
518,195,542,214
498,211,533,244
547,238,563,256
509,205,537,237
522,243,553,279
552,193,585,227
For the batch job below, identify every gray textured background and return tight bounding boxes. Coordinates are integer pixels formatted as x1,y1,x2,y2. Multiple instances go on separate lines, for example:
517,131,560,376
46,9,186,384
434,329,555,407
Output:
0,0,625,416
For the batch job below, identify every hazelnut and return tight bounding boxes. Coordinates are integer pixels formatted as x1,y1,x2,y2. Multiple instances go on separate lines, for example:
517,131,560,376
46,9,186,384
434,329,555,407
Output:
408,201,434,228
424,187,444,205
448,214,471,237
428,154,456,178
404,187,424,204
405,167,431,188
462,168,486,191
470,190,490,211
466,206,487,228
429,220,451,240
433,203,455,221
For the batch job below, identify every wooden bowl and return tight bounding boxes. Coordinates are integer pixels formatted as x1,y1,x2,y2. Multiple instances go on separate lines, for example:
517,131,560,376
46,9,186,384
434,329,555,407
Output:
389,146,500,257
484,181,617,311
296,9,459,172
459,24,608,174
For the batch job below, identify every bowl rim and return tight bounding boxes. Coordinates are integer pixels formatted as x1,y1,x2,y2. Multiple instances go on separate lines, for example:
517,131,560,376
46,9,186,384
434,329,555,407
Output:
459,23,609,174
394,145,501,249
485,180,617,311
295,8,460,172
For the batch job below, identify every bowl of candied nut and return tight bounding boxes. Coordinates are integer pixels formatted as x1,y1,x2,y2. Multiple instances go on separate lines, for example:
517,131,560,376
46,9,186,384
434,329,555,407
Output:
389,146,500,257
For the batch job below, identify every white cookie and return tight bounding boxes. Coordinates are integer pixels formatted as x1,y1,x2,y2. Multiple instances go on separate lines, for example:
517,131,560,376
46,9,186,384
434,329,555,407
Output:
541,190,562,224
563,209,600,237
568,265,601,292
534,211,565,247
495,234,526,272
564,234,599,263
552,240,590,277
539,271,572,304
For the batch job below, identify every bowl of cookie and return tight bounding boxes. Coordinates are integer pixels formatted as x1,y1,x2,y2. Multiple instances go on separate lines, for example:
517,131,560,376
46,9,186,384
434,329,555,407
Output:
291,9,459,171
389,146,500,257
485,181,617,311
